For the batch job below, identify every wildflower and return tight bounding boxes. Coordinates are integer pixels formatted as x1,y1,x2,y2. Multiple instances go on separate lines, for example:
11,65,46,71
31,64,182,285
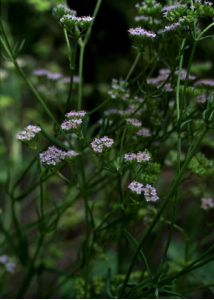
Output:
60,15,94,31
108,79,130,101
135,16,161,25
126,118,142,128
163,83,173,92
33,69,63,81
46,72,63,81
91,136,114,153
0,255,16,273
124,153,137,162
40,146,78,166
159,19,185,34
128,181,144,195
162,4,185,15
61,119,83,131
61,76,80,84
124,151,151,163
136,151,151,162
135,1,162,16
121,105,142,117
53,4,76,21
194,79,214,87
16,125,41,142
128,27,156,39
33,69,49,76
61,110,86,132
136,128,151,137
196,95,207,103
65,111,86,119
104,109,121,117
142,184,159,202
201,197,214,210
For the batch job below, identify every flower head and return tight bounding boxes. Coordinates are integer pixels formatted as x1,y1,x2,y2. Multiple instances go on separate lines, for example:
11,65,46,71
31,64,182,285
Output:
143,184,159,202
61,119,83,131
108,78,130,101
128,181,144,195
126,118,142,128
201,197,214,210
124,151,151,163
128,27,156,39
40,146,78,166
60,15,94,31
65,111,86,118
136,128,151,137
33,69,63,81
16,125,41,142
194,79,214,87
61,110,86,132
53,4,76,21
91,136,114,153
0,255,16,273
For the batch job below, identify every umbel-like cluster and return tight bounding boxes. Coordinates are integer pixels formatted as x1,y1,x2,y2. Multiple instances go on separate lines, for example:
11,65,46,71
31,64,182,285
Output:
40,146,78,167
61,110,86,132
16,125,41,142
128,181,159,202
53,4,94,35
129,0,214,45
91,136,114,153
0,255,16,273
124,151,151,163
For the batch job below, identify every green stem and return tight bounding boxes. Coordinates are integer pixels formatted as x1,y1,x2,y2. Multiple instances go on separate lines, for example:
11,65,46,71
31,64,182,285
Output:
64,28,77,111
196,22,214,41
78,44,85,110
0,22,58,126
77,0,103,110
16,234,45,298
125,52,141,82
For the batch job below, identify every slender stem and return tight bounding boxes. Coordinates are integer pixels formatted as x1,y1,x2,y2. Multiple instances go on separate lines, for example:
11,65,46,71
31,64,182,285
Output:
0,22,58,126
176,38,186,172
77,0,103,110
78,44,85,110
196,22,214,41
64,29,77,111
125,52,141,82
16,234,45,298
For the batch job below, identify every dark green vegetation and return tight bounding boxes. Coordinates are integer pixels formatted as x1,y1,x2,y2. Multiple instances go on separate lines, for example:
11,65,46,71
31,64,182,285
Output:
0,0,214,298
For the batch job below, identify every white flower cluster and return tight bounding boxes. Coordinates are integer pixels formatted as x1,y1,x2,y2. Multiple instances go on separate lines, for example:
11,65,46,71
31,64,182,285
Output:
60,15,94,30
40,146,78,166
61,110,86,132
201,197,214,210
91,136,114,153
108,79,130,101
53,4,76,20
196,95,207,104
136,128,151,137
159,18,185,34
128,181,159,202
124,151,151,163
128,27,156,39
0,255,16,273
16,125,41,142
194,79,214,87
126,118,142,128
128,181,143,195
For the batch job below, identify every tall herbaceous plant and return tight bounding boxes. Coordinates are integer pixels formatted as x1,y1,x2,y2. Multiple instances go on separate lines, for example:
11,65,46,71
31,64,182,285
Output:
0,0,214,298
